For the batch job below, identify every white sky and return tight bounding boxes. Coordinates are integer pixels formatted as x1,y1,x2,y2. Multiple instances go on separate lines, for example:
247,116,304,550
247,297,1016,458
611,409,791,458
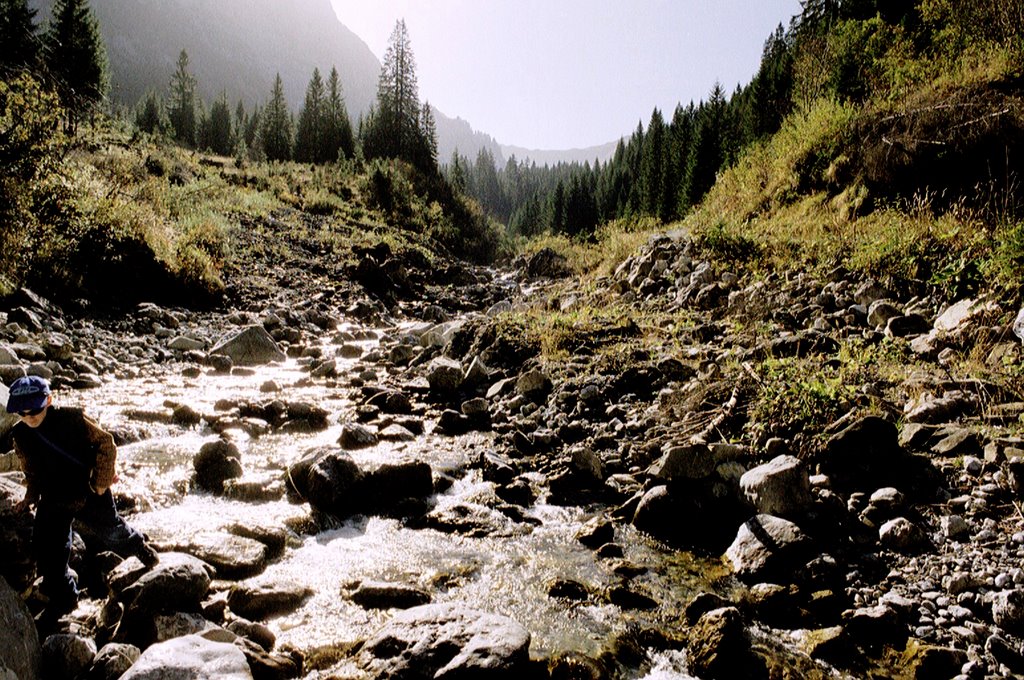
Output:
330,0,803,150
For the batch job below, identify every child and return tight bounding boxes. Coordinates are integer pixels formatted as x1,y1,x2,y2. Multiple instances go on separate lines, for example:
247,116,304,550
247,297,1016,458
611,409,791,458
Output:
6,375,158,624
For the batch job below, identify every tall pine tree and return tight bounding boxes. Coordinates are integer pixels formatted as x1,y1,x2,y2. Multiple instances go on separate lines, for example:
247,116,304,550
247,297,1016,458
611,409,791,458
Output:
261,73,292,162
167,50,197,147
42,0,108,119
294,68,325,163
0,0,39,75
324,67,354,162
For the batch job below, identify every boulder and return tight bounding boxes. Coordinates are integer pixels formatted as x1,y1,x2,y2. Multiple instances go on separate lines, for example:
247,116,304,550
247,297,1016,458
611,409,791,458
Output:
286,447,365,517
209,326,286,366
877,517,930,553
350,581,432,610
193,439,243,493
119,634,253,680
687,607,767,679
0,475,35,590
363,461,434,517
648,443,716,481
118,552,214,614
427,358,463,394
338,423,379,450
86,643,141,680
993,589,1024,635
227,579,314,621
816,416,903,492
356,603,531,679
41,634,96,680
0,575,39,680
740,455,812,518
186,533,268,580
725,514,811,584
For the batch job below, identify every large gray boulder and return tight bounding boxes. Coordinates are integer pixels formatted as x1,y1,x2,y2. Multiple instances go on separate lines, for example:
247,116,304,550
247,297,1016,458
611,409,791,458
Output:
120,633,253,680
41,634,96,680
285,447,365,517
209,326,286,366
118,552,215,614
226,579,314,621
740,455,811,518
725,514,811,584
356,603,531,679
0,575,39,680
687,607,767,679
648,443,716,482
185,533,268,580
193,439,243,493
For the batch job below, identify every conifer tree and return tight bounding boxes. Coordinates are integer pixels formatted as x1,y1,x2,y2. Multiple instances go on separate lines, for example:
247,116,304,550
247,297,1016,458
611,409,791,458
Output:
324,67,354,161
167,49,197,147
682,83,728,210
419,101,438,167
0,0,39,75
261,73,292,162
42,0,108,118
135,90,165,134
639,108,665,218
448,151,468,193
295,68,325,163
200,91,232,155
364,19,430,168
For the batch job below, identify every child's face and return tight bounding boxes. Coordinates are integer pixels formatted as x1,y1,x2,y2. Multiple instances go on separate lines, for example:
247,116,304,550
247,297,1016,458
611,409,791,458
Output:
17,399,50,428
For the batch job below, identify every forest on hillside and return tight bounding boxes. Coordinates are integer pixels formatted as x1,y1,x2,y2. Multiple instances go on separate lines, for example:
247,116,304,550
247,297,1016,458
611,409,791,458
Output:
450,0,1024,239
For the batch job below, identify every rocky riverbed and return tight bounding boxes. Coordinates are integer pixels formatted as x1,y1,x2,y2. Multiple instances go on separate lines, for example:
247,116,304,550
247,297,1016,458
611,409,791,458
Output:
3,226,1024,679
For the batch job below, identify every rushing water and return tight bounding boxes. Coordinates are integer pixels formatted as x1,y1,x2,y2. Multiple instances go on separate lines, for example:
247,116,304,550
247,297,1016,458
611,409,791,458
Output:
60,322,728,678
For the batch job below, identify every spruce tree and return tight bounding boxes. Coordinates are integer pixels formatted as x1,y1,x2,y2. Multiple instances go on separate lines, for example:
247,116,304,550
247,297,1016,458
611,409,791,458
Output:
365,19,427,167
0,0,39,75
324,67,354,161
201,91,232,155
167,49,197,146
295,68,325,163
683,84,728,210
261,73,292,162
639,108,665,218
419,101,438,168
42,0,108,118
134,90,165,134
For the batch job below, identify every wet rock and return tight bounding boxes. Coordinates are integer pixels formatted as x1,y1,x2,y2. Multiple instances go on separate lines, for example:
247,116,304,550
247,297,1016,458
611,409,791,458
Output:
168,336,206,351
186,533,268,580
225,619,275,653
740,455,812,518
222,474,286,503
286,447,365,517
209,326,286,366
363,461,433,517
119,633,252,680
575,518,615,549
725,514,811,584
153,612,218,642
687,607,767,680
172,404,203,427
41,633,96,680
436,409,471,435
85,642,141,680
378,424,416,442
118,552,215,615
193,439,243,493
349,581,432,610
0,575,39,680
356,603,531,679
227,580,314,621
338,422,379,449
365,388,413,414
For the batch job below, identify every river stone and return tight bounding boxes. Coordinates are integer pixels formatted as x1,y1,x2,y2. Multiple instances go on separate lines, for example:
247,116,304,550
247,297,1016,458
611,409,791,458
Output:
119,552,215,613
350,581,432,610
153,612,219,642
41,633,96,680
687,607,766,680
87,643,141,680
427,358,463,393
516,369,551,398
193,439,243,493
338,422,379,449
993,589,1024,635
364,461,434,516
286,447,365,517
649,442,715,481
120,634,253,680
878,517,930,554
740,455,811,518
187,533,268,580
209,326,286,366
463,356,490,385
816,416,902,492
168,336,206,351
0,574,40,680
725,514,811,584
226,580,314,621
356,602,531,679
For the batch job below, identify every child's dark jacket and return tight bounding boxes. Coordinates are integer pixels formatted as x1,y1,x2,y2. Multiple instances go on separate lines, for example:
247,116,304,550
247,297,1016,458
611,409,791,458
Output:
13,407,117,509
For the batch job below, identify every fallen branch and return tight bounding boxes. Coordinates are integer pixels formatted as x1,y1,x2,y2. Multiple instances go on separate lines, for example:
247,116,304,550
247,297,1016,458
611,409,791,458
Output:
691,386,739,444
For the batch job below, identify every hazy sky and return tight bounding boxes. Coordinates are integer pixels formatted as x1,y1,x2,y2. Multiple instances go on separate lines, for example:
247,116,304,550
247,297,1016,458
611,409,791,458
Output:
330,0,803,150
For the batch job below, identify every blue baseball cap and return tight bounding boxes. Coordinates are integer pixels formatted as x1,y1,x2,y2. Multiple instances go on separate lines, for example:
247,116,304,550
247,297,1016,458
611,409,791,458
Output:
6,376,51,413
